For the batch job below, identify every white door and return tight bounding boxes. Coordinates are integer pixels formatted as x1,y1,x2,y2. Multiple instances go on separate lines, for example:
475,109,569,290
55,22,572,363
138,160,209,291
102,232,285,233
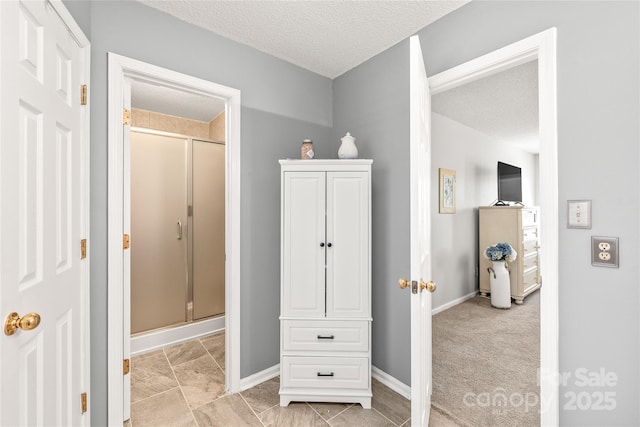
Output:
408,35,434,426
0,1,90,425
325,171,369,318
282,171,326,318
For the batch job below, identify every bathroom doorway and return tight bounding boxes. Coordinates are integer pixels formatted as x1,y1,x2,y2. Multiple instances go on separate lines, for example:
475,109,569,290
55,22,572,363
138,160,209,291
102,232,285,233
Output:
107,53,242,423
127,79,227,350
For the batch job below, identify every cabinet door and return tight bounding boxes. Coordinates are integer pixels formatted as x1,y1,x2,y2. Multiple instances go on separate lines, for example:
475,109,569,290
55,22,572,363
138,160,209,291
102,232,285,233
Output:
326,172,370,318
282,172,326,317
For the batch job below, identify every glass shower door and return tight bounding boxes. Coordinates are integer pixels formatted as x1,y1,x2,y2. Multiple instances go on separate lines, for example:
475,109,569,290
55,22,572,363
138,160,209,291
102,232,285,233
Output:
131,131,188,334
192,140,225,320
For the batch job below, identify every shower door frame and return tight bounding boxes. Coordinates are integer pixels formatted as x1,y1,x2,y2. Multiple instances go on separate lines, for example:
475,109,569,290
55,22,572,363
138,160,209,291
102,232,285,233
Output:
107,53,242,424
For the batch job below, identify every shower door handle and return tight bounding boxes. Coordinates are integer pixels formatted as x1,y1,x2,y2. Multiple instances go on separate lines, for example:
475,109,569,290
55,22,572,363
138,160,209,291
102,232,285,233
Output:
177,221,183,240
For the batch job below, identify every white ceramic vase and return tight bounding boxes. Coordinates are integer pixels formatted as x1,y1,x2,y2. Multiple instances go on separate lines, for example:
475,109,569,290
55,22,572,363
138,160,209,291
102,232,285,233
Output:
338,132,358,159
489,260,511,309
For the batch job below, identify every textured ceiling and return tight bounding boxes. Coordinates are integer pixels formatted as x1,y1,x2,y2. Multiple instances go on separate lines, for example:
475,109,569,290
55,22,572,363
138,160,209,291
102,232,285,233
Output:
432,60,540,153
130,0,538,150
138,0,469,79
131,80,226,122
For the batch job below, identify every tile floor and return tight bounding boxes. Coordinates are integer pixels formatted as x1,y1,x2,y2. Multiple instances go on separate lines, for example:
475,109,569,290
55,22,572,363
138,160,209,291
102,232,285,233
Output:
127,333,460,427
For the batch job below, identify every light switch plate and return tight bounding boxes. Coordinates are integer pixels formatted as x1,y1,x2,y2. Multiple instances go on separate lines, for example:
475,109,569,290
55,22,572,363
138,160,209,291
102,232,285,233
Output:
567,200,591,229
591,236,619,268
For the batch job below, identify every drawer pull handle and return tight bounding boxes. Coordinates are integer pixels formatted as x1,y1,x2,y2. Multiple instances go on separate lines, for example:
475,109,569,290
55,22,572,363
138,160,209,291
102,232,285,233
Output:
317,372,334,377
317,335,335,340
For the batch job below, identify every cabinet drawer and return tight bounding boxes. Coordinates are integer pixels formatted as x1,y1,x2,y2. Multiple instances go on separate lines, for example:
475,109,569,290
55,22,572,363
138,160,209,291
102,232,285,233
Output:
522,227,539,242
522,239,539,256
281,356,369,390
283,320,368,352
522,209,539,226
523,269,539,289
522,254,539,272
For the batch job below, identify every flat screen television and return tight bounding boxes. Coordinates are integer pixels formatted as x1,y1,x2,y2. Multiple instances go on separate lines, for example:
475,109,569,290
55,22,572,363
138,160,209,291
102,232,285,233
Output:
497,161,522,204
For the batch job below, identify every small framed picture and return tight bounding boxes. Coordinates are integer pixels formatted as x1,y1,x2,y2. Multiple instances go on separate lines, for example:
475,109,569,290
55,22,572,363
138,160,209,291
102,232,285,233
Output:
439,168,456,214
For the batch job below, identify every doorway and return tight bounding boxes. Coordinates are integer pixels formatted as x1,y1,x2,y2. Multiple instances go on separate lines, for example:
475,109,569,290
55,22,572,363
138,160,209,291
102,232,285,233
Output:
427,28,559,426
107,53,242,424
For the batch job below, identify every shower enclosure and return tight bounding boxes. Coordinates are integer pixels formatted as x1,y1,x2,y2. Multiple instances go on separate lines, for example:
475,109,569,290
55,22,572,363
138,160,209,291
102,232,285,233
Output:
130,129,225,335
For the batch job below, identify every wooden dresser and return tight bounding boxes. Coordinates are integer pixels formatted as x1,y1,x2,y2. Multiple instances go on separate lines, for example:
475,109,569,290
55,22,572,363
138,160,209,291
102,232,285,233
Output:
479,206,541,304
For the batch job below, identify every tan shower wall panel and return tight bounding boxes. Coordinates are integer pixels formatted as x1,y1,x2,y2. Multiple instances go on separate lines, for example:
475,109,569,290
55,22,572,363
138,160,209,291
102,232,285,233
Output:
132,108,210,139
192,140,225,320
209,111,225,142
131,108,151,128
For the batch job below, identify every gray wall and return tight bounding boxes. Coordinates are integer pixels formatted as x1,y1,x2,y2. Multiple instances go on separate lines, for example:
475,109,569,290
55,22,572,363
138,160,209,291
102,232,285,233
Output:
333,39,412,385
64,1,333,424
334,1,639,425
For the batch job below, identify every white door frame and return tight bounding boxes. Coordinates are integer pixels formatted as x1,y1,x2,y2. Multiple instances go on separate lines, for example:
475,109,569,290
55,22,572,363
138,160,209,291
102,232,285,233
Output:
428,28,559,425
106,53,242,423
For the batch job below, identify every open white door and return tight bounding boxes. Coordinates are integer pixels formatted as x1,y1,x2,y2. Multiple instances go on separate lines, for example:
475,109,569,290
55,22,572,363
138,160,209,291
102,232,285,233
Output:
0,0,90,425
405,35,435,427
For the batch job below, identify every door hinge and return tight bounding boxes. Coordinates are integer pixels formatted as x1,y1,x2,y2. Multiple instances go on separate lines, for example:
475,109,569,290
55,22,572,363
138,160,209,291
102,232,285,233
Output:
123,358,130,375
123,234,130,250
80,239,87,259
81,392,88,414
123,108,131,125
80,84,87,105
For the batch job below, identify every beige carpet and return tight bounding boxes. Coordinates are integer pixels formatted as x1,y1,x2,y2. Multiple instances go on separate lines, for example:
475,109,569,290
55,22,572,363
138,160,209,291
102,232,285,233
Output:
431,291,540,427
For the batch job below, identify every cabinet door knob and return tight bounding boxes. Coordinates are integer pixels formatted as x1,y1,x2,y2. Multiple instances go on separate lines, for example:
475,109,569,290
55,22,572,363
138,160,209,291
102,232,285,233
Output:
320,242,325,247
327,243,332,248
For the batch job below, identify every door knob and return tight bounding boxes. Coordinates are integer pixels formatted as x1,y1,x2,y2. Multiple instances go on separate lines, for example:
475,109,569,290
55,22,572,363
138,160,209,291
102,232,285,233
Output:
4,312,41,336
399,278,436,293
421,280,436,293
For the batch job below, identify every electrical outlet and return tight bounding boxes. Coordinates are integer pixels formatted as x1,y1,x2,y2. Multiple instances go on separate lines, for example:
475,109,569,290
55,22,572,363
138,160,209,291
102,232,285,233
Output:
598,242,611,251
591,236,619,268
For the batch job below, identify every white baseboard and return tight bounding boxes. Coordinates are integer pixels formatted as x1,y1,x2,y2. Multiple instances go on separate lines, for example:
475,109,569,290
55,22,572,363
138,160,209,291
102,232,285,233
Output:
239,364,280,391
432,291,478,316
371,366,410,400
131,316,225,356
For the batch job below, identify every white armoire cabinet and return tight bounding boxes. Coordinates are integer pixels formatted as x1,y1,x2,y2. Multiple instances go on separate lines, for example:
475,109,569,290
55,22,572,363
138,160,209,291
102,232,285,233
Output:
279,159,372,408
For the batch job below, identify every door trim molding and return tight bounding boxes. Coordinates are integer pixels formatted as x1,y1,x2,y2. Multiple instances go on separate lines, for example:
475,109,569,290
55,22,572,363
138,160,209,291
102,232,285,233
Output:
428,28,559,425
107,53,242,423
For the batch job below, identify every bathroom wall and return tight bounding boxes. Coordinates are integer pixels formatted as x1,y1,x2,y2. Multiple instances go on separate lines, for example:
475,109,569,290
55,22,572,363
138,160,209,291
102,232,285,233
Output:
131,108,212,140
209,112,226,142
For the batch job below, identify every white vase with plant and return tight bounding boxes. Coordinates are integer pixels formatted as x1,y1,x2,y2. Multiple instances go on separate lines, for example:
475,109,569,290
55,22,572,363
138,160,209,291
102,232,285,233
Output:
484,242,518,309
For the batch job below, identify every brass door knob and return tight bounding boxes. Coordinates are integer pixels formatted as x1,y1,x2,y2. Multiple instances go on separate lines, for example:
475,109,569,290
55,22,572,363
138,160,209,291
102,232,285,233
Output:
399,278,410,289
421,280,436,293
4,312,41,336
